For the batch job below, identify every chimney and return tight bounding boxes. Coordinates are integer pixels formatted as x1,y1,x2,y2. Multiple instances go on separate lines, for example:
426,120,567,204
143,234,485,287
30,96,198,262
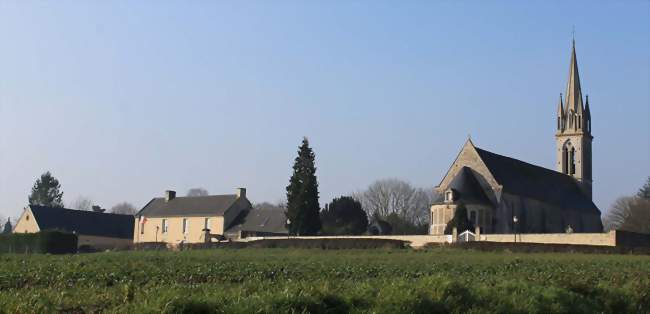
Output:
236,188,246,199
165,190,176,202
91,205,105,213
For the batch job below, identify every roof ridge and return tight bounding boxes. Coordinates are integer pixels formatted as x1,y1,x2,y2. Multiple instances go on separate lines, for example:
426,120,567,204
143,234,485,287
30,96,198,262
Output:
474,146,569,179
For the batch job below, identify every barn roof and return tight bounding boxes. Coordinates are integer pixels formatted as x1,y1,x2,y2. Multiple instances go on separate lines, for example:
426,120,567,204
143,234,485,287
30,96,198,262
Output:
225,209,287,235
29,205,134,239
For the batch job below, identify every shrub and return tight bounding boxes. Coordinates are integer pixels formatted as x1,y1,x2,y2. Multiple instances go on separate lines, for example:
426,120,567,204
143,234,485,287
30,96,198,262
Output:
0,231,77,254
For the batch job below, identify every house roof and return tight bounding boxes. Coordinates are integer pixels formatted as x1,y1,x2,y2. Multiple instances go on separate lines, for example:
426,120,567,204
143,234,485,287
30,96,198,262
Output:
29,205,134,239
474,147,599,213
443,167,491,205
136,195,238,218
225,209,287,235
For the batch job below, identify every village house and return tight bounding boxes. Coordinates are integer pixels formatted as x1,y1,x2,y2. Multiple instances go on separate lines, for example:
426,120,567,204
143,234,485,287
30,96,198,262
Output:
13,205,135,250
134,188,257,243
430,41,603,235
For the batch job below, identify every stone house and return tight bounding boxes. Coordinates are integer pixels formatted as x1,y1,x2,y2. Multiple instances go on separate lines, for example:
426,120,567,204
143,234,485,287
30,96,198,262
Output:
134,188,252,243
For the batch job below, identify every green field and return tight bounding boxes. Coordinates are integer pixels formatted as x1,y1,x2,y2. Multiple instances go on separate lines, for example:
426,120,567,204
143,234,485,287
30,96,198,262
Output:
0,248,648,313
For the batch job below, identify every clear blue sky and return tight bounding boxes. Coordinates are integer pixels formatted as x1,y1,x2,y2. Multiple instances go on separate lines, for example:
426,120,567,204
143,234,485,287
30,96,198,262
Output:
0,1,648,219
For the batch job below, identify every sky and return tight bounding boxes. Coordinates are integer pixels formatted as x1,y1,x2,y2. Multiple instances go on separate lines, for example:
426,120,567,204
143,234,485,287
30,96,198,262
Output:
0,1,648,220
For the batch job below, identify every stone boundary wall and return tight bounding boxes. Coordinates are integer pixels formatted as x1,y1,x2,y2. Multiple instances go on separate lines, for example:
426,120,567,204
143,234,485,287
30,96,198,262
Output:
243,230,650,248
478,231,616,246
243,235,452,248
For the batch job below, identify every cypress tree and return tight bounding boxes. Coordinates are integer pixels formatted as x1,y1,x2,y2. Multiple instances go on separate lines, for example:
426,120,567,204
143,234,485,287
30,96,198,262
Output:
286,137,321,235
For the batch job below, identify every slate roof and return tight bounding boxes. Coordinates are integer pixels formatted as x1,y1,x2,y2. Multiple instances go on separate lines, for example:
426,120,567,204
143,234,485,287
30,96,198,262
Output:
445,167,491,205
136,195,238,217
474,147,599,213
226,209,287,235
29,205,134,239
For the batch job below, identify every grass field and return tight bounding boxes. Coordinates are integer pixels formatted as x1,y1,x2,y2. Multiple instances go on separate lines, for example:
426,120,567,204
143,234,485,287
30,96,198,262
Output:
0,248,648,313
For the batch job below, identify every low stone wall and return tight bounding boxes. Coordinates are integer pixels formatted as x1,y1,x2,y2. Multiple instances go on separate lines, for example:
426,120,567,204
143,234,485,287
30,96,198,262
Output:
243,235,451,248
479,231,617,247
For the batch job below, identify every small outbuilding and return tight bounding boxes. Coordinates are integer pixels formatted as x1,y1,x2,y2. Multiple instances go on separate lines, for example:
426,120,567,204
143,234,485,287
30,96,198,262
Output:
13,205,135,250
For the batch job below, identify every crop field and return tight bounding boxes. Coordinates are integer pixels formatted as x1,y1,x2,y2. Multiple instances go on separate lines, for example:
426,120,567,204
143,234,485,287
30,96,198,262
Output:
0,248,648,313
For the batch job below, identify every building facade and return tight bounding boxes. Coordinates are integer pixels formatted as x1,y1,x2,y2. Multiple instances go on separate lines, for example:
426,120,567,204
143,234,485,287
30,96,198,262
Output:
133,188,252,244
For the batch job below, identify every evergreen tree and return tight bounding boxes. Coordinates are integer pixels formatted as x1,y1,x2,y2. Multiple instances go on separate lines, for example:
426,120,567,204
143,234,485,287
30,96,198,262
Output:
637,177,650,200
2,219,11,234
444,204,473,235
286,137,321,235
320,196,368,235
28,171,64,207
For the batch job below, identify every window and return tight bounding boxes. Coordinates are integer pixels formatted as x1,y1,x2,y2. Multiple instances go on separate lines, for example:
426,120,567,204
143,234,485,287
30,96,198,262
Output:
569,147,576,175
444,190,454,203
469,210,477,227
26,215,29,221
162,219,168,233
182,218,188,234
204,218,211,231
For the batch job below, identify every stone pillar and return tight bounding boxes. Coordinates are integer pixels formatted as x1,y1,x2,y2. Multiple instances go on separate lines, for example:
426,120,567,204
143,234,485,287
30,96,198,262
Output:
475,226,481,241
452,227,458,243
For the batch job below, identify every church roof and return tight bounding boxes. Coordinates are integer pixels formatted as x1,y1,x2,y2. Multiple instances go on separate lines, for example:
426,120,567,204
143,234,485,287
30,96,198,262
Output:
474,147,599,213
444,167,491,205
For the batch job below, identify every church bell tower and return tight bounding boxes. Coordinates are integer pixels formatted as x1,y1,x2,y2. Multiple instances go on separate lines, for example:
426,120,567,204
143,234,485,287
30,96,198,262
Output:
556,40,593,199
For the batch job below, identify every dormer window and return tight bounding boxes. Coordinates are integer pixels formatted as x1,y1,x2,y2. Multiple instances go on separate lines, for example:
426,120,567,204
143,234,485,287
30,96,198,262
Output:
444,190,455,203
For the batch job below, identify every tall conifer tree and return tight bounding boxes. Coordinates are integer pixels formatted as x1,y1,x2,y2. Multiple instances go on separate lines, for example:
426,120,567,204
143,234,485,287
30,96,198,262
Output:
28,171,64,208
286,137,321,235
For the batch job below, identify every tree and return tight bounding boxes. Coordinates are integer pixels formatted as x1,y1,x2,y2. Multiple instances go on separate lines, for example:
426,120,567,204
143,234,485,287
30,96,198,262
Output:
637,177,650,200
286,137,321,236
28,171,64,207
444,204,474,235
253,202,286,211
2,218,11,234
110,202,137,215
603,197,650,234
187,188,209,197
320,196,368,235
354,179,435,228
383,213,429,235
70,196,94,211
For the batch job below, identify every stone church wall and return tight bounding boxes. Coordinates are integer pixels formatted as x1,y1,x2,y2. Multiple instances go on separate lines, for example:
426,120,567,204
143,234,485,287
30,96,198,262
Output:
493,193,602,234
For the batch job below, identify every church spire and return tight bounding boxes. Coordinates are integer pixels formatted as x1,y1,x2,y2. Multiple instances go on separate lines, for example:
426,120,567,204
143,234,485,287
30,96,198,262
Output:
564,40,584,119
556,93,565,131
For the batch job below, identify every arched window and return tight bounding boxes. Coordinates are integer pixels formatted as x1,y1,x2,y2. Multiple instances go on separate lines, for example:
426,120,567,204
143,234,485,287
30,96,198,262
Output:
569,147,576,175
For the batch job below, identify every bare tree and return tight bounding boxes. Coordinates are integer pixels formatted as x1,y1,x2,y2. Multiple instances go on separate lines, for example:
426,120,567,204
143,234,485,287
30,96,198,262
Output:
354,179,435,226
603,196,650,234
253,202,286,211
70,196,94,211
186,188,209,197
110,202,137,215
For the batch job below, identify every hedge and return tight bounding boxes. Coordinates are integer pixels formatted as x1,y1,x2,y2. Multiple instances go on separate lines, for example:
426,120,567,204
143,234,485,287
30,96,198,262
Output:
0,231,78,254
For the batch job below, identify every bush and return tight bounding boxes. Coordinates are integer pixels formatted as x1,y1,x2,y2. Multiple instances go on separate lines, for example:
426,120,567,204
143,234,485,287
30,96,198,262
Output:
0,231,77,254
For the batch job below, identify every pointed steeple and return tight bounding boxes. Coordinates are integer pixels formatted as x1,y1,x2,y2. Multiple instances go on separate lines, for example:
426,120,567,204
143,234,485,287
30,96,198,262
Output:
564,40,584,117
556,93,565,131
584,94,591,133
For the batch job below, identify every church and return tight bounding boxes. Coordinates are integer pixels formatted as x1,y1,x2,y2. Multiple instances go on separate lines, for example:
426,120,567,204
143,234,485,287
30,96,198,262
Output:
430,41,603,235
